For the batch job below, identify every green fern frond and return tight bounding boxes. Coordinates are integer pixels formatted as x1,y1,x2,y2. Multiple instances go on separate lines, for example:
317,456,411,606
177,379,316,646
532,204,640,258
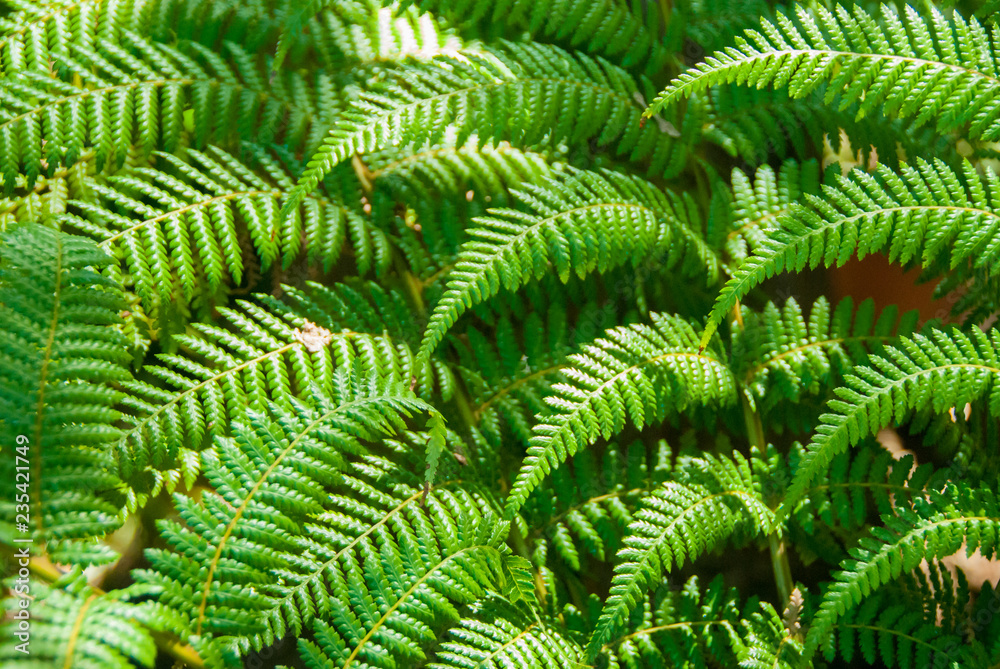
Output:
825,589,966,669
63,145,387,315
0,224,130,561
506,312,737,518
419,167,718,360
718,159,821,267
384,0,668,74
0,0,146,75
138,370,465,663
597,575,744,668
0,567,174,669
805,485,1000,656
114,284,435,510
645,4,1000,140
523,440,669,571
585,451,774,659
703,158,1000,346
781,326,1000,517
734,600,808,669
734,296,920,412
793,443,950,535
428,597,581,669
285,41,688,212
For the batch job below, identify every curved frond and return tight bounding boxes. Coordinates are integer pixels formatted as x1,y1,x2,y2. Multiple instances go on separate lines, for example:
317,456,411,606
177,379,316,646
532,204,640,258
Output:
505,312,737,518
285,41,688,212
704,159,1000,346
646,4,1000,141
0,224,130,561
420,168,718,360
780,326,1000,517
806,486,1000,656
585,452,774,659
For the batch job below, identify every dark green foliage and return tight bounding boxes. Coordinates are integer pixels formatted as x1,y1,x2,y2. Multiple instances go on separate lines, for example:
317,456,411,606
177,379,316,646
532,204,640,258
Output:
5,1,1000,668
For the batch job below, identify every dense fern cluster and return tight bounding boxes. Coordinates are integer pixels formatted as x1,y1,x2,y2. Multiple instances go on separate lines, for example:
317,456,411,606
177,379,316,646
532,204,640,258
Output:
2,0,1000,667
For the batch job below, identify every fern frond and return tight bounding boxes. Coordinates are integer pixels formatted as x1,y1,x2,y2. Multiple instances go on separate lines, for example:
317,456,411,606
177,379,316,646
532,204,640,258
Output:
781,326,1000,517
734,296,920,412
585,451,774,659
0,224,130,561
734,600,808,669
646,4,1000,141
285,41,688,212
0,568,171,669
524,439,669,571
428,597,581,669
0,0,146,75
703,159,1000,346
114,284,436,510
505,312,737,518
825,589,966,669
419,168,718,360
793,443,950,535
384,0,667,74
596,575,743,668
63,145,386,315
805,485,1000,656
139,369,472,663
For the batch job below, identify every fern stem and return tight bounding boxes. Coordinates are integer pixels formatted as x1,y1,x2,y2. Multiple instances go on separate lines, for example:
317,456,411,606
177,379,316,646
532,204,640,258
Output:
731,302,794,608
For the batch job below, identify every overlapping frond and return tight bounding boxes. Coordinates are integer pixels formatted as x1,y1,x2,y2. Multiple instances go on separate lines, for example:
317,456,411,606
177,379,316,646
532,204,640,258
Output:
0,568,173,669
781,326,1000,516
384,0,667,74
734,600,808,669
792,443,949,534
428,598,581,669
824,589,966,669
523,440,669,571
596,575,743,668
139,370,473,665
585,451,774,659
0,225,130,562
646,4,1000,140
285,41,689,211
704,159,1000,345
420,168,719,360
734,296,919,411
114,284,436,510
505,312,737,518
62,145,387,315
806,486,1000,656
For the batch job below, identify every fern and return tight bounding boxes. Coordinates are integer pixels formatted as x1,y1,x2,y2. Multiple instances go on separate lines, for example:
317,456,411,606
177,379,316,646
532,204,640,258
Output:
585,451,774,659
0,225,130,562
782,326,1000,516
702,159,1000,345
646,4,1000,140
505,312,737,517
285,41,689,212
419,168,719,360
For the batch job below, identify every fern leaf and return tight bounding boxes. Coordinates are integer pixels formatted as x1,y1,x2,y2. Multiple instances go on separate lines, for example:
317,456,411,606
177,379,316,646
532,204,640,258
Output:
585,451,774,659
0,568,169,669
597,575,743,668
734,600,808,669
703,159,1000,346
285,41,688,212
734,296,920,412
0,224,130,561
506,313,737,518
806,485,1000,656
428,598,581,669
419,168,718,360
781,326,1000,517
646,4,1000,141
139,370,471,661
